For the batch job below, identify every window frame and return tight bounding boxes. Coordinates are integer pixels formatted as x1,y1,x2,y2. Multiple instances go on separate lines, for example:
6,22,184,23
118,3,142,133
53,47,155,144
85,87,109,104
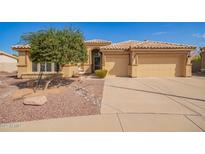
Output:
32,62,57,72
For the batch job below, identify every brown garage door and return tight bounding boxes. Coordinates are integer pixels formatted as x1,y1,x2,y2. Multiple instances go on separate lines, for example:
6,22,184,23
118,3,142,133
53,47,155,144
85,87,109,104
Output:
105,55,129,77
137,54,185,77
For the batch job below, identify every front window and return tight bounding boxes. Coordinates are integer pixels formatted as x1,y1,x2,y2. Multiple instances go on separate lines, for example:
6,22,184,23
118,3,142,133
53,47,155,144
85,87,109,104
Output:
32,63,38,72
46,63,52,72
40,63,46,72
32,62,58,72
54,63,60,72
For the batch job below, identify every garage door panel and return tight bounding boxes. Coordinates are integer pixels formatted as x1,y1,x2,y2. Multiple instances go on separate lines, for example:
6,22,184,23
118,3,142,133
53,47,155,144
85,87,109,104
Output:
105,55,129,77
138,54,185,77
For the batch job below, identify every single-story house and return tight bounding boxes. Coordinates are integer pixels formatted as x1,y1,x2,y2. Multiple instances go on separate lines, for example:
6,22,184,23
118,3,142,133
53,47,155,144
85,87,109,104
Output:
200,47,205,72
12,39,196,78
0,51,18,73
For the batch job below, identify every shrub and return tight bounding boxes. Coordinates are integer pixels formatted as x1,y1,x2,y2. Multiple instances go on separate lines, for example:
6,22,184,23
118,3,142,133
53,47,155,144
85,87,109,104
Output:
192,55,201,63
95,69,108,78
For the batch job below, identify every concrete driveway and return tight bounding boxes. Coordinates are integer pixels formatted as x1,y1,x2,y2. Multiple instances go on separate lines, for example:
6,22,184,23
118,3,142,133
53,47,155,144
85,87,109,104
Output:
101,76,205,131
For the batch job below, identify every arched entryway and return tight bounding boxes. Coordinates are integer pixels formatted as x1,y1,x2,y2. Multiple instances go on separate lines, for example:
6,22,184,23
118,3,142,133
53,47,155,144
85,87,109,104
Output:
91,49,102,72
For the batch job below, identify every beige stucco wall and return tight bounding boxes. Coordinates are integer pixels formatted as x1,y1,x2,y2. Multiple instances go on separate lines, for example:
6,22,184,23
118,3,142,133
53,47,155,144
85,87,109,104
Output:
85,47,93,73
83,64,92,73
17,51,32,78
61,65,78,77
0,54,17,72
16,47,92,78
14,45,192,78
128,65,137,77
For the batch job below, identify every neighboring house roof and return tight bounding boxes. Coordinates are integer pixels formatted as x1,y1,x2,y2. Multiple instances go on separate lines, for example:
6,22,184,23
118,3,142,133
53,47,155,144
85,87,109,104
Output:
100,40,196,50
0,50,18,60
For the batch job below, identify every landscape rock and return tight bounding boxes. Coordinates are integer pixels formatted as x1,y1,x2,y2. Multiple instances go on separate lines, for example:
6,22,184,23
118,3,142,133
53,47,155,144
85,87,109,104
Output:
0,73,104,123
23,95,47,106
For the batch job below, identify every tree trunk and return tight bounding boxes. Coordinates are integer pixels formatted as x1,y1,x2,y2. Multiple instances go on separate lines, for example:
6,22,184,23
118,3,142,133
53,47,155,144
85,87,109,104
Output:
44,79,53,90
44,63,61,90
33,71,43,93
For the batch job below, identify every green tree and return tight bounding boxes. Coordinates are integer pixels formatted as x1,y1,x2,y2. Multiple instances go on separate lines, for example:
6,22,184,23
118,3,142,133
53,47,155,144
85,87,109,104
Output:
21,28,87,68
21,27,88,89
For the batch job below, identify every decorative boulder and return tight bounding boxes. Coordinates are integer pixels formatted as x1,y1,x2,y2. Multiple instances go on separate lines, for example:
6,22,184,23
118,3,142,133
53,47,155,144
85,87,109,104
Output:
23,95,47,106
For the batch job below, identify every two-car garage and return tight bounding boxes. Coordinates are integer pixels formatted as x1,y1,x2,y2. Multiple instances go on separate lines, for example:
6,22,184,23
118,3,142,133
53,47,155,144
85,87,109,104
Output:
104,53,186,77
100,40,194,78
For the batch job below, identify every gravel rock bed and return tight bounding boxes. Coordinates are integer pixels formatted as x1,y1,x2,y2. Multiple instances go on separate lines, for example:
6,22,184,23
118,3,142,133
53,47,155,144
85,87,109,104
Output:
0,73,104,123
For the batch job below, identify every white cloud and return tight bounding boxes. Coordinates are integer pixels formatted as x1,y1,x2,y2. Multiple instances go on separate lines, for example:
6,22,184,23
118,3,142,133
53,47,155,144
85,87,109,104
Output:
152,32,167,35
192,33,205,38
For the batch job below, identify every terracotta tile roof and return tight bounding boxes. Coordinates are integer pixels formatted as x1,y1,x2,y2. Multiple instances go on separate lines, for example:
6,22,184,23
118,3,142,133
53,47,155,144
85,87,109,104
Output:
101,40,196,50
12,44,31,49
12,40,196,50
12,39,112,49
85,39,112,44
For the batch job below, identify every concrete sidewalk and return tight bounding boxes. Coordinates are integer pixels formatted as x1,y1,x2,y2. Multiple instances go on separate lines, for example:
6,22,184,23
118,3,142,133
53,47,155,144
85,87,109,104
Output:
0,113,204,132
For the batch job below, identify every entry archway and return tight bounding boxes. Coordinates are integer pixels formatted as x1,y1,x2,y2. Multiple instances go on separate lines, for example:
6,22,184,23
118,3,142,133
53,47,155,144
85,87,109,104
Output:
91,49,102,72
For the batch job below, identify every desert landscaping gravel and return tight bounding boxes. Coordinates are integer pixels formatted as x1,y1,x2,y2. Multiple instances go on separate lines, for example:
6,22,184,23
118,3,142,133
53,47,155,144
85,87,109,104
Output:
0,73,104,123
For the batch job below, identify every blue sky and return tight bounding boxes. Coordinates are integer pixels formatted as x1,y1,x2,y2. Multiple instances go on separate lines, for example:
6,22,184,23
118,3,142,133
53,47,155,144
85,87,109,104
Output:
1,22,205,54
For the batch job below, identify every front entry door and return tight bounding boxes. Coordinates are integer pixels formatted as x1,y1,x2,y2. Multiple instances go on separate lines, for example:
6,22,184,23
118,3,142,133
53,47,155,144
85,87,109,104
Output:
92,51,102,72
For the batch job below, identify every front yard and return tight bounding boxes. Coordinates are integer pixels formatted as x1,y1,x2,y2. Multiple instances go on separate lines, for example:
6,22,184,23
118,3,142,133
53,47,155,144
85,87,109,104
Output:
0,72,104,123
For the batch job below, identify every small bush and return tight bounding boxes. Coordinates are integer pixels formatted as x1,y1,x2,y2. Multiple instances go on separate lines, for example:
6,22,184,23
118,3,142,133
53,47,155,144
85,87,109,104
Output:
192,55,201,63
95,69,108,78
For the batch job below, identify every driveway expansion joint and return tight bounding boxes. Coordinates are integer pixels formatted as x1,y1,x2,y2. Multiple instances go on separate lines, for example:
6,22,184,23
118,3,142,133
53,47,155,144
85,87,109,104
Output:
184,99,205,111
102,103,124,113
106,84,205,102
116,113,124,132
138,80,202,116
184,115,205,132
167,96,202,116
